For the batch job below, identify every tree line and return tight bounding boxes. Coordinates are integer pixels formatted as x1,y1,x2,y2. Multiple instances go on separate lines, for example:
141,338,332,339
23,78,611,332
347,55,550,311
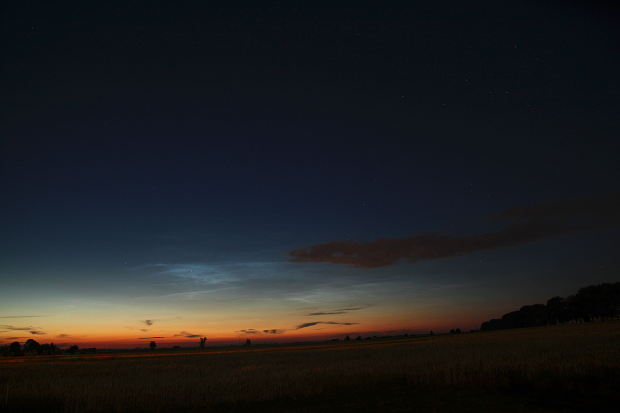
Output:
0,339,97,357
0,337,210,357
481,282,620,331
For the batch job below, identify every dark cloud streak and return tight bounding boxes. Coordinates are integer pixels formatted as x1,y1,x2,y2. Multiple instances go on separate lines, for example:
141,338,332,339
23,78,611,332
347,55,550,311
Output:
237,329,261,335
307,307,367,316
308,311,346,316
262,329,285,334
296,321,358,330
174,331,201,338
288,193,620,268
1,325,44,334
235,328,285,335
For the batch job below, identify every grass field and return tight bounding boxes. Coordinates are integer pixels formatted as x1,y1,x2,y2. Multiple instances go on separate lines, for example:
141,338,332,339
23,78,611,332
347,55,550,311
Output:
1,322,619,413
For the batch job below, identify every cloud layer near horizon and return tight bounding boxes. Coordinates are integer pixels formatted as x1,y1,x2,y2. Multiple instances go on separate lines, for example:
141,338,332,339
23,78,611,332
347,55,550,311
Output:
296,321,358,330
288,193,620,268
0,325,45,335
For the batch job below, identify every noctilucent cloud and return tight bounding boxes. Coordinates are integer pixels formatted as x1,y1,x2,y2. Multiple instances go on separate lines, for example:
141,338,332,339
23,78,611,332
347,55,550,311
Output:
1,1,619,348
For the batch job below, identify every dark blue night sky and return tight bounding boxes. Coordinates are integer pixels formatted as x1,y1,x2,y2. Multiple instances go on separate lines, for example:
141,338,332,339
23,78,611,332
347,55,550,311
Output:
1,1,619,347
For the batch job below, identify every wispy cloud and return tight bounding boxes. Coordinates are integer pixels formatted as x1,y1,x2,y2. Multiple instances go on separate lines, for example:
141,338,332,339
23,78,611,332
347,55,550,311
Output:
307,306,368,316
144,287,237,300
1,325,44,334
142,320,153,326
236,329,262,335
149,263,245,285
173,331,202,338
296,321,358,330
289,193,620,268
235,328,285,335
141,262,293,301
308,311,346,316
139,337,165,339
56,334,87,339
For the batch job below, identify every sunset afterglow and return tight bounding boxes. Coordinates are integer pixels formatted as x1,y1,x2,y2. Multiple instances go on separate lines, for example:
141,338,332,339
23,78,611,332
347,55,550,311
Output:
2,1,619,350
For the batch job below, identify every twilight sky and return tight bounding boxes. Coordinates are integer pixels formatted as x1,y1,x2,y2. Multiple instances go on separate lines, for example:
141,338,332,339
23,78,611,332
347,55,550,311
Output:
1,1,619,348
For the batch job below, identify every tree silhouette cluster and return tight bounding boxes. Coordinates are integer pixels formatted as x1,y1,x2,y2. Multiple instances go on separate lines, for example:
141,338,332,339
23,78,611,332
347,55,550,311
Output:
0,339,62,357
481,282,620,331
66,345,79,354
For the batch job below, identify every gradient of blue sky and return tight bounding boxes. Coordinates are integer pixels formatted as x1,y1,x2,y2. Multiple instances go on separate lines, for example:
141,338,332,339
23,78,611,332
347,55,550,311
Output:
1,1,619,347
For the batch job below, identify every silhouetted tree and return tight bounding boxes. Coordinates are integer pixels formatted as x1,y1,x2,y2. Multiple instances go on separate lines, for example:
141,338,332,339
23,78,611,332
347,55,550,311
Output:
9,341,22,356
344,335,350,341
24,339,41,354
199,337,207,348
39,343,60,355
429,331,434,336
0,345,9,357
480,318,504,331
244,339,251,346
518,304,547,327
149,341,156,350
356,335,362,340
455,328,461,334
546,296,566,324
67,345,79,354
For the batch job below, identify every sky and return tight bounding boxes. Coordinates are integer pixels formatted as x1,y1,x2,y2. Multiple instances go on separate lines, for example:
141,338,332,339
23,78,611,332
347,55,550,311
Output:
1,1,619,348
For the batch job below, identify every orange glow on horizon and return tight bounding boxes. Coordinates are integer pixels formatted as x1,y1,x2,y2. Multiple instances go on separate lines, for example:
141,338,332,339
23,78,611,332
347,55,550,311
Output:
1,320,468,349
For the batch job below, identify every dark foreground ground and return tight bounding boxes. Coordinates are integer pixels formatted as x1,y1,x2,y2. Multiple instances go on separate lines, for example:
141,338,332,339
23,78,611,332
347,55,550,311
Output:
179,385,613,413
3,383,614,413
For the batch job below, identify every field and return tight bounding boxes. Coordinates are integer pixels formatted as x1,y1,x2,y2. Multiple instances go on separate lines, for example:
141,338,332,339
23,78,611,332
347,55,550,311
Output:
1,322,619,413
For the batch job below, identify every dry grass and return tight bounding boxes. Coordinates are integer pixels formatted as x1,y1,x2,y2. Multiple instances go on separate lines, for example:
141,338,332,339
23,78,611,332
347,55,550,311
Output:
1,322,619,412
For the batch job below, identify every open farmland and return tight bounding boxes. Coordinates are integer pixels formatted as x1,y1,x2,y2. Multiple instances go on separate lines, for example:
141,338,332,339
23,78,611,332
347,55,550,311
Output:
1,322,619,413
